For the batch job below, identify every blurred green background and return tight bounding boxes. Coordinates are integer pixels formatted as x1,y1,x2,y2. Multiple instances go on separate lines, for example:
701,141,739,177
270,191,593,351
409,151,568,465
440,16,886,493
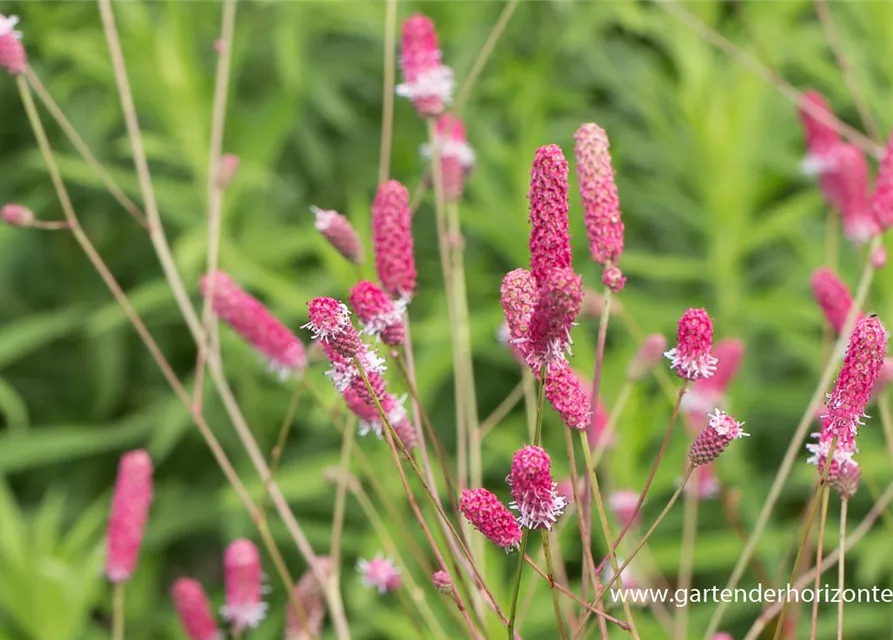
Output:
2,1,893,638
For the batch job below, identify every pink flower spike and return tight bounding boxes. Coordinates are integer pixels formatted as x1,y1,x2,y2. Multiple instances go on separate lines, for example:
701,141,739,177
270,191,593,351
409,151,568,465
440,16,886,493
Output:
0,15,26,76
222,539,266,631
689,409,748,467
831,144,877,244
172,578,222,640
216,154,240,189
575,123,624,266
286,557,333,640
529,144,572,284
423,114,475,201
665,308,719,381
459,488,522,550
372,181,416,300
1,203,33,227
872,131,893,230
312,206,365,265
106,450,153,583
201,271,307,379
432,570,453,593
544,361,592,431
509,445,567,530
396,13,454,117
525,267,583,369
500,268,538,356
304,297,364,360
601,264,626,293
627,333,668,382
799,90,839,159
811,267,862,335
357,555,401,594
349,280,407,346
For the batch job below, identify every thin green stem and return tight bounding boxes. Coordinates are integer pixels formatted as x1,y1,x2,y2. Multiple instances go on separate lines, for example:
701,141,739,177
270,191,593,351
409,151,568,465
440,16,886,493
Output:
589,380,632,470
258,379,304,516
480,379,525,439
541,530,568,640
837,499,848,640
508,531,531,640
675,461,700,640
523,369,537,442
112,582,124,640
329,420,355,571
534,364,548,446
809,486,831,640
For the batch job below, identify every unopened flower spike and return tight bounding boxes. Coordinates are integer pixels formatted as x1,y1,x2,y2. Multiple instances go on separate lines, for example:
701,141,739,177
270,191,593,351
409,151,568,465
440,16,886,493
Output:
372,181,416,300
525,267,583,369
349,280,407,346
665,308,719,381
1,203,33,227
529,144,572,285
574,123,624,267
544,361,592,431
432,570,453,594
222,539,267,631
396,13,454,117
286,557,333,640
508,445,567,530
201,271,307,380
357,555,402,594
422,114,475,201
172,578,223,640
106,450,153,583
459,488,522,550
0,15,26,76
312,206,365,265
872,130,893,230
688,409,748,467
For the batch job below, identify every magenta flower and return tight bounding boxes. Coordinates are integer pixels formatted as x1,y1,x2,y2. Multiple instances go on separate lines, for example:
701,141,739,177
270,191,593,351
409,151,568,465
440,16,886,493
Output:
312,206,365,265
664,308,719,381
528,144,572,285
222,539,266,631
459,488,522,550
824,144,878,244
349,280,407,346
201,271,307,379
432,570,453,593
799,90,839,169
689,409,748,467
372,181,416,300
424,114,475,201
286,557,333,640
500,268,538,352
0,15,25,76
172,578,222,640
544,361,592,431
601,264,626,293
1,203,33,227
872,131,893,230
357,555,401,594
575,123,624,266
106,450,153,583
396,14,454,117
525,267,582,369
872,246,888,269
508,445,567,530
304,297,364,360
627,333,668,381
811,267,862,335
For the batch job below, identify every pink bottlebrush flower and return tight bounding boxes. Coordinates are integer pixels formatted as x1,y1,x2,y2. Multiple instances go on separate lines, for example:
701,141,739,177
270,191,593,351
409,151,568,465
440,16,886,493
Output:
1,203,33,227
575,122,624,266
222,539,266,631
0,15,26,76
432,570,453,593
811,267,862,335
871,356,893,400
304,297,364,360
682,339,745,418
357,555,401,594
689,409,748,467
872,246,888,269
216,154,240,189
627,333,668,381
340,367,389,436
682,463,721,500
106,450,153,583
544,361,592,431
459,488,523,550
799,90,839,164
528,144,572,285
172,578,222,640
312,206,365,265
587,397,615,450
349,280,407,346
286,557,333,640
609,490,640,530
601,264,626,293
525,267,583,369
664,308,719,381
423,114,475,201
372,181,416,300
396,13,454,117
391,411,419,451
872,131,893,230
201,271,307,379
500,267,538,354
508,445,567,530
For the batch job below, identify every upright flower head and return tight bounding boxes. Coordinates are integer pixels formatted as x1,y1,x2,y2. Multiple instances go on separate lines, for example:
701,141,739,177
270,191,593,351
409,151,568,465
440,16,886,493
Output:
286,557,333,640
528,144,572,285
396,13,454,117
525,267,582,369
222,539,266,631
312,206,364,264
172,578,222,640
0,15,26,76
357,555,401,594
575,123,624,266
508,445,567,530
304,297,363,360
688,409,748,466
871,130,893,230
372,181,416,300
349,280,406,346
106,450,153,583
1,203,33,227
664,308,719,381
201,271,307,379
423,114,475,201
627,333,668,381
459,488,522,550
811,267,861,335
544,361,592,431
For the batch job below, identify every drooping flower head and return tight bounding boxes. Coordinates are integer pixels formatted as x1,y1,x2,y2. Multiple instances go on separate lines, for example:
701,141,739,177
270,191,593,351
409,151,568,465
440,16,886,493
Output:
312,206,364,265
459,488,522,550
201,271,307,379
349,280,407,346
396,13,454,117
357,555,401,594
811,267,862,335
0,15,26,76
304,297,364,360
106,450,153,583
1,203,33,227
664,308,719,381
627,333,668,382
432,570,453,594
222,539,266,631
286,557,333,640
172,578,222,640
372,181,416,300
871,130,893,230
508,445,567,530
528,144,572,285
574,123,624,266
544,361,592,431
525,267,582,369
688,409,748,467
423,114,475,201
